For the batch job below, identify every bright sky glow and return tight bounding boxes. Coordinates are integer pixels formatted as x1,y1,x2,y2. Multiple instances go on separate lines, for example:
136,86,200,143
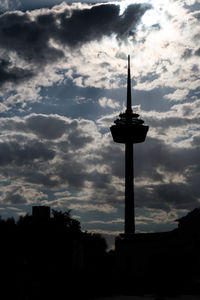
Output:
141,8,160,27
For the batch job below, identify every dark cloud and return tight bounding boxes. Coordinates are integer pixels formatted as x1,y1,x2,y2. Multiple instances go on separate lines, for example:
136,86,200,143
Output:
0,140,55,166
24,169,59,187
115,4,151,38
193,33,200,41
1,114,76,140
95,142,124,178
0,11,64,66
6,114,95,148
57,160,88,188
68,131,93,149
88,170,111,190
0,184,47,205
133,137,200,211
181,48,193,59
0,58,34,86
95,134,200,182
145,115,200,129
181,45,200,60
135,181,199,211
91,134,200,211
56,4,120,47
25,114,69,139
151,23,161,30
0,114,96,189
139,71,160,83
191,64,199,73
3,191,27,204
0,3,150,85
194,48,200,56
191,135,200,146
134,137,200,177
193,12,200,20
184,2,200,13
0,112,199,214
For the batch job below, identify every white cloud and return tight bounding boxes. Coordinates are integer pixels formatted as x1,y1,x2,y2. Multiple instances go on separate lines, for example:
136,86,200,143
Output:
98,97,120,109
84,218,123,224
68,203,117,213
0,184,48,205
164,89,189,102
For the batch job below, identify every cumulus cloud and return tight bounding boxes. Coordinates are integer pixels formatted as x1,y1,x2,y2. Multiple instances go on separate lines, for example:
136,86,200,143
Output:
98,97,120,109
0,114,94,141
0,10,64,79
164,89,189,102
0,58,34,86
0,184,48,205
132,135,200,211
25,114,70,139
0,2,150,86
68,203,117,213
89,108,200,212
0,114,101,191
0,110,199,236
0,140,55,165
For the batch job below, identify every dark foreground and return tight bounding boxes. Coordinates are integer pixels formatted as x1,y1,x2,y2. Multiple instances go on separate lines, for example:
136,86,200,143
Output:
97,296,200,300
4,259,200,299
1,208,200,299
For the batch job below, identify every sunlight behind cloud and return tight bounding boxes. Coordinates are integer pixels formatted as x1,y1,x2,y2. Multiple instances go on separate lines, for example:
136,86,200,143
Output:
119,0,150,14
141,8,159,27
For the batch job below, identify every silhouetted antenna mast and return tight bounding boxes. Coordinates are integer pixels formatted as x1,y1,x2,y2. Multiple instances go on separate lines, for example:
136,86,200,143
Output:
126,55,132,114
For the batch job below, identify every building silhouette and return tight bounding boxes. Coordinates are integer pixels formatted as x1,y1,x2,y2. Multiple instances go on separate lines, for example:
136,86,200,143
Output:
110,55,149,234
176,208,200,233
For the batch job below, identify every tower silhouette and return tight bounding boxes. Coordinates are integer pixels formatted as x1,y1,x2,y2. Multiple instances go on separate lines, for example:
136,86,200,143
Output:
110,55,149,234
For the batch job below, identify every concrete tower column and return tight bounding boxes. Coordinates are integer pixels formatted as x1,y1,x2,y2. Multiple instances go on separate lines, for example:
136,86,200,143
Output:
125,55,134,234
125,140,135,234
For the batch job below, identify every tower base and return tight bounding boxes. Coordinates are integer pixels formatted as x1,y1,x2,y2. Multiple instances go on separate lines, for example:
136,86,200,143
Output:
115,232,177,275
115,233,148,276
115,231,199,278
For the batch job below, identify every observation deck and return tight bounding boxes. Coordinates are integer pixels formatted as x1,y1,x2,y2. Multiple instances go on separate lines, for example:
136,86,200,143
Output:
110,111,149,144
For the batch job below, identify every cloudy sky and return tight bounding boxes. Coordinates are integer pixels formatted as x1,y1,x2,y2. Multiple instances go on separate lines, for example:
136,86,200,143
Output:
0,0,199,247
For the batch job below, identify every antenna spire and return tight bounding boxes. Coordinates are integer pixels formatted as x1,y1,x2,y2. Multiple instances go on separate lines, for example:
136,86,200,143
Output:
126,55,132,114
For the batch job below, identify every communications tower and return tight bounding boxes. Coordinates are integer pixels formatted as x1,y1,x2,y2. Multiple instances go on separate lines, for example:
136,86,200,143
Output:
110,55,149,234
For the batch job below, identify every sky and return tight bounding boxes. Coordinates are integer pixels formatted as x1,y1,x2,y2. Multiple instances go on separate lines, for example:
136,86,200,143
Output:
0,0,199,248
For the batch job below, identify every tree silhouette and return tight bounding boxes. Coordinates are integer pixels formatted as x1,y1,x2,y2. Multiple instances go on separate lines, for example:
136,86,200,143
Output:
52,209,81,234
17,213,32,227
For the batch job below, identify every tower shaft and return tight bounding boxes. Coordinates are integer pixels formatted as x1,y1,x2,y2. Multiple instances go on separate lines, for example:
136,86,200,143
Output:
125,141,135,234
125,56,134,234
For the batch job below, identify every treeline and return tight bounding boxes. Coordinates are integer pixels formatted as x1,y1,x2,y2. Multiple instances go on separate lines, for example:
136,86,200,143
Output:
0,210,115,299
